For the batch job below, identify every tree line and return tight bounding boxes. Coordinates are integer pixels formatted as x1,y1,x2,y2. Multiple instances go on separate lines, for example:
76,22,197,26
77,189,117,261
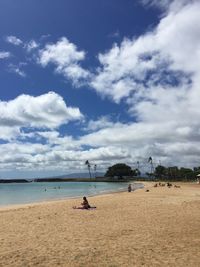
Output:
85,160,200,181
104,163,200,181
153,165,200,181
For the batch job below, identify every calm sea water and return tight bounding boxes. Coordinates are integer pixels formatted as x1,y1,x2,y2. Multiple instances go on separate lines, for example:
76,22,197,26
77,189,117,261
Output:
0,181,143,207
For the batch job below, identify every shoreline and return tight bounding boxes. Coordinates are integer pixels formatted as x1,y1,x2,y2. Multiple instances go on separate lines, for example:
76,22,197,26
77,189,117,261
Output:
0,182,143,211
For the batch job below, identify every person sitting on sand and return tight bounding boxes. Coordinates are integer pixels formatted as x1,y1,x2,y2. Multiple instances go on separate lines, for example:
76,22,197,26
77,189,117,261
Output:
167,182,172,187
73,196,96,209
81,196,91,209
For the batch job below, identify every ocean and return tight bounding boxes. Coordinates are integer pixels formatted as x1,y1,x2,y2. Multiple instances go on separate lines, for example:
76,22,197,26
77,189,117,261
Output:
0,181,143,207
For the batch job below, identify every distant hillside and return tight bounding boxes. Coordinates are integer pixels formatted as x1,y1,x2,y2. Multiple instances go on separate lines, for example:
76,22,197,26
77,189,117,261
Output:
0,172,106,183
35,172,105,180
60,172,104,179
0,179,30,183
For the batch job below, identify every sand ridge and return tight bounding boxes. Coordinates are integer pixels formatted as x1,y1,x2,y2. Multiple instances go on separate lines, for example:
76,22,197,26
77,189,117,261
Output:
0,182,200,266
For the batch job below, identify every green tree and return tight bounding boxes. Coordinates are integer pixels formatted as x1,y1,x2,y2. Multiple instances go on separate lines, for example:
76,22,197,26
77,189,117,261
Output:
105,163,136,179
152,164,200,181
166,166,179,180
179,167,193,180
154,165,166,179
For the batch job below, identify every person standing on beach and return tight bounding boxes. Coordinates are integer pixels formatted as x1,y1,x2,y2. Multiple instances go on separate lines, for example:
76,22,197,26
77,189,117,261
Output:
128,184,132,192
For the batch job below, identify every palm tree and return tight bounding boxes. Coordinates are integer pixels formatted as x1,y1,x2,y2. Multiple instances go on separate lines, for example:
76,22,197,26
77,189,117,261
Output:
85,160,91,179
94,164,97,178
148,157,154,175
137,161,140,176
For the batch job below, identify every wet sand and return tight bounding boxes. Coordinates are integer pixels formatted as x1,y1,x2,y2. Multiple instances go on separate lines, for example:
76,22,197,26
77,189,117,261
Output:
0,182,200,266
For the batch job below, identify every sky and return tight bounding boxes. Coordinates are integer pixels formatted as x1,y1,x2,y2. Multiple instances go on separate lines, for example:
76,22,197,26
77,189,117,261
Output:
0,0,200,178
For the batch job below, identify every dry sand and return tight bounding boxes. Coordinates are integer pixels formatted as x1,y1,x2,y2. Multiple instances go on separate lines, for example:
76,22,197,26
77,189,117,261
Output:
0,182,200,267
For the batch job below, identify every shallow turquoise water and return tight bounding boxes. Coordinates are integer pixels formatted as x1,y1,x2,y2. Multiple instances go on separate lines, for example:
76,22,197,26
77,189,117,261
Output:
0,181,143,206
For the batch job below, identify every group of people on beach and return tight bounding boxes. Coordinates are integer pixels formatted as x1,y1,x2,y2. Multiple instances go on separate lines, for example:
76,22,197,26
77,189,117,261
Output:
154,182,180,188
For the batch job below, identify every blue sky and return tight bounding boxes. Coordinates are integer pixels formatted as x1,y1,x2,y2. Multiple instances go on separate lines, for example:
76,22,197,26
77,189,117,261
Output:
0,0,200,178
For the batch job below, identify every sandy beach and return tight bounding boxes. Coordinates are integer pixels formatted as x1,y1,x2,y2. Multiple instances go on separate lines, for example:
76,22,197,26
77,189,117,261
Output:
0,182,200,267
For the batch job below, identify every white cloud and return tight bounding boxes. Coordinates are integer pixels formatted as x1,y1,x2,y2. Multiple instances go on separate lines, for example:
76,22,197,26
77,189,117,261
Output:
78,146,130,162
31,131,81,150
8,63,26,77
5,35,22,46
0,138,131,177
0,51,11,59
25,40,39,52
76,118,200,170
14,68,26,77
141,0,192,12
108,30,120,38
0,92,83,140
38,37,91,86
83,116,122,131
141,0,173,10
91,0,200,102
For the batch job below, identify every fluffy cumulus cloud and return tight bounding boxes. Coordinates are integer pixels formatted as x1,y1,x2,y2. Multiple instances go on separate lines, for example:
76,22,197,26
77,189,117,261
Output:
91,0,200,102
38,37,90,86
0,92,83,140
5,35,23,46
